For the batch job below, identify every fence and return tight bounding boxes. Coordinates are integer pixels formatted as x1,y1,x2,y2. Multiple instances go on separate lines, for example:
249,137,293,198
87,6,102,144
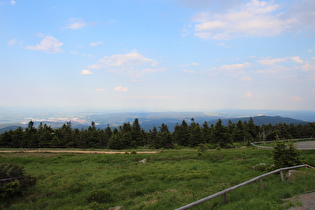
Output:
176,164,314,210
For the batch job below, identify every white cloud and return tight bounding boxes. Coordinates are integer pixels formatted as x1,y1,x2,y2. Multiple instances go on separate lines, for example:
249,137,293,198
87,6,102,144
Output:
8,39,17,46
98,50,158,67
179,62,200,67
207,62,251,79
80,70,93,75
65,18,86,30
217,62,251,71
89,64,102,69
258,56,304,65
96,89,107,92
192,0,296,40
10,0,16,5
256,65,290,74
301,63,315,71
194,32,212,39
258,57,287,66
290,56,304,63
244,91,253,98
143,68,166,73
128,68,166,78
27,36,63,54
114,86,129,92
87,51,163,78
89,41,104,47
182,69,196,74
83,54,94,58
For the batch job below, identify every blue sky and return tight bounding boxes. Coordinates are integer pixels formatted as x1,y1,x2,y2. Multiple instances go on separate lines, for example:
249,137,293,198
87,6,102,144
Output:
1,0,315,111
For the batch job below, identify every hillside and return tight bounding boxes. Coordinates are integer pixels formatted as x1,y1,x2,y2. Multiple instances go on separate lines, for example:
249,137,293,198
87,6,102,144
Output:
0,114,309,134
207,116,308,126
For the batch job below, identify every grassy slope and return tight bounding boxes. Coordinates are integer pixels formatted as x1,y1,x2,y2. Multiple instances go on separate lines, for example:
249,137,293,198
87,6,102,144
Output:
0,148,314,210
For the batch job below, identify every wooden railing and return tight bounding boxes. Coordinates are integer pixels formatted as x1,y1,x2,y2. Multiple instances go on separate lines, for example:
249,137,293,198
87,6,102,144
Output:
0,177,22,182
176,164,314,210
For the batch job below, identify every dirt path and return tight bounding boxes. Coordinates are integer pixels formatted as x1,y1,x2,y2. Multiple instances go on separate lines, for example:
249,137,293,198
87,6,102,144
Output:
286,192,315,210
0,150,158,154
294,141,315,150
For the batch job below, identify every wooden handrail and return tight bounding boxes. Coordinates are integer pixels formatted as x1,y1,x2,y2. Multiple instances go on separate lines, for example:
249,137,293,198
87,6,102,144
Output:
176,164,313,210
0,177,22,182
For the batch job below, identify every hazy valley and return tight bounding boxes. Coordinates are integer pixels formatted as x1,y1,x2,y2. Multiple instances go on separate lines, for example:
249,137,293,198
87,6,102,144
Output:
1,108,315,133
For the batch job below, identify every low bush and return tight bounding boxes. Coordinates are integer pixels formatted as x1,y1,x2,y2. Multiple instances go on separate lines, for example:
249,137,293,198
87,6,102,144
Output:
113,173,143,183
0,163,37,198
85,189,113,203
272,141,302,168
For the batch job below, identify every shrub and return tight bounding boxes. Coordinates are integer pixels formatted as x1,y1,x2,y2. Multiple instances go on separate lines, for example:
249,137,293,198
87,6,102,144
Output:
113,173,143,183
272,141,302,168
252,163,270,172
161,171,209,181
197,144,207,152
0,163,37,198
130,151,137,154
85,189,113,203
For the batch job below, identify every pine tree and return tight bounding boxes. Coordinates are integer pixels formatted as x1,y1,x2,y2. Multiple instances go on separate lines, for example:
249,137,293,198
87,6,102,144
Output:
131,118,144,146
189,125,205,147
272,140,302,168
212,119,232,148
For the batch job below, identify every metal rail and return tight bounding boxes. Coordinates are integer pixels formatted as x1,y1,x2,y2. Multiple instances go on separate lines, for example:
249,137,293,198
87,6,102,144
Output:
176,164,313,210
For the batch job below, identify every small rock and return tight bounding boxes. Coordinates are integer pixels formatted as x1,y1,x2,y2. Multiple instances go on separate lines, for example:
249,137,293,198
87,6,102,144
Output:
108,206,123,210
139,158,147,164
286,170,300,181
252,163,268,170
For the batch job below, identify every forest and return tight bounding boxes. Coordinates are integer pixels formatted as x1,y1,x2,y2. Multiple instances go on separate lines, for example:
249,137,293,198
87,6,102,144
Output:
0,118,315,149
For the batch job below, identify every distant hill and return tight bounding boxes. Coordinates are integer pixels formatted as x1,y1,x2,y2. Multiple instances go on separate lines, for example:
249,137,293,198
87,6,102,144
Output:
207,116,308,126
0,115,309,134
0,125,25,133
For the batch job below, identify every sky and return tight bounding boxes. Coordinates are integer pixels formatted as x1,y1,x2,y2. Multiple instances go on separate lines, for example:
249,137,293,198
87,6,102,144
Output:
1,0,315,112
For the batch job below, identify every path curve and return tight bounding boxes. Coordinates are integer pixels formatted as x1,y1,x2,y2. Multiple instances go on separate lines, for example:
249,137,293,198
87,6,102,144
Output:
287,192,315,210
251,140,315,150
294,141,315,150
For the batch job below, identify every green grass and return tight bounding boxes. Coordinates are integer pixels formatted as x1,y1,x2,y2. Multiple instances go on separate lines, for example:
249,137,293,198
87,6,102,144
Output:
0,148,314,210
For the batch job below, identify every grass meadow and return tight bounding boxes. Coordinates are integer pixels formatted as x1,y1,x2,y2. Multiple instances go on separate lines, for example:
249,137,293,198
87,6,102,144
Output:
0,148,314,210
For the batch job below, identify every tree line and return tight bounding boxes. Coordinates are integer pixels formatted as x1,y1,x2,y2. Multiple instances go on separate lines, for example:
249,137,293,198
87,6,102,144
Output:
0,118,314,149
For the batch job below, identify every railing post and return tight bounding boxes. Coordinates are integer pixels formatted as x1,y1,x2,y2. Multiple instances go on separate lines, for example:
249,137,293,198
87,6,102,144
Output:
259,178,264,189
222,193,228,204
280,171,285,182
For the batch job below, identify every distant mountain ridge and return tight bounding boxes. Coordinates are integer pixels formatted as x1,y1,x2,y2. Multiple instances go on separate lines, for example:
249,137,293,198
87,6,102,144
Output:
207,115,308,126
0,115,309,134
